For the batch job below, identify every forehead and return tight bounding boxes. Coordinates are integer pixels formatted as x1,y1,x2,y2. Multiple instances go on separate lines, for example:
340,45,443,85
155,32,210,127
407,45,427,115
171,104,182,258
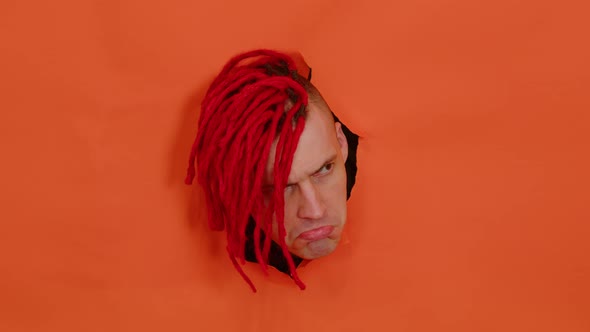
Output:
264,103,337,184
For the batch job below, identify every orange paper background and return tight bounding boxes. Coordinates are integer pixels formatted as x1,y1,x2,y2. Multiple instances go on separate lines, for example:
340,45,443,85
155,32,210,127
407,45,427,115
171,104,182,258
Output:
1,0,589,331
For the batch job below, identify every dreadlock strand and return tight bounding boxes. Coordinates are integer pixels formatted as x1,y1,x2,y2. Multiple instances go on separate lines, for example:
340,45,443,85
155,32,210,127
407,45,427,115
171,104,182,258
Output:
227,246,256,292
271,97,308,289
246,102,289,267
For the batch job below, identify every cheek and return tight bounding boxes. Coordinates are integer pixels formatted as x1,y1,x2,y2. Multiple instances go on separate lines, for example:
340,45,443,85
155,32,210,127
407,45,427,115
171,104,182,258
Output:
327,170,349,223
323,168,349,204
269,197,299,244
282,196,300,242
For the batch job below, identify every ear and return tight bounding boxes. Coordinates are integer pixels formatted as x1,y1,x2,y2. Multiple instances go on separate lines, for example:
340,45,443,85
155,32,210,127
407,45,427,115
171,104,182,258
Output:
335,122,349,163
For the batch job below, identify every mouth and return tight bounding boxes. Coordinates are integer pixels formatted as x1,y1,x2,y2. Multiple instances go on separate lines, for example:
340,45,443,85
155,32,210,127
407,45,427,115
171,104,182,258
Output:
297,225,335,241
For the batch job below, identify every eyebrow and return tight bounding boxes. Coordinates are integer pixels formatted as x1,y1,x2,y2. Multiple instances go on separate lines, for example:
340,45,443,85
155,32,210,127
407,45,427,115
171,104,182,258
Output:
262,153,338,189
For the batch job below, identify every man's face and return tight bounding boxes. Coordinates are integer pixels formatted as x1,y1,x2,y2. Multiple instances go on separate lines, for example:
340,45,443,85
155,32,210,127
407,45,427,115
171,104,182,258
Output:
263,100,349,260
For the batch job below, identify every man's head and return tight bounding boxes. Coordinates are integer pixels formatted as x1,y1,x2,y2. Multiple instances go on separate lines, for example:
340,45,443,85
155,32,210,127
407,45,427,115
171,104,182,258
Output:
185,49,350,291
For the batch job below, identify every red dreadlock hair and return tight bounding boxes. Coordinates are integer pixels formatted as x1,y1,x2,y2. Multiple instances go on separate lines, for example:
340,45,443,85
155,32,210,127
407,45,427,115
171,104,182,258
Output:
185,49,311,292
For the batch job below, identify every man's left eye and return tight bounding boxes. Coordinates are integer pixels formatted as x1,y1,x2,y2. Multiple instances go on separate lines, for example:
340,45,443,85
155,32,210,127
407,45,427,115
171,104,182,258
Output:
318,162,334,175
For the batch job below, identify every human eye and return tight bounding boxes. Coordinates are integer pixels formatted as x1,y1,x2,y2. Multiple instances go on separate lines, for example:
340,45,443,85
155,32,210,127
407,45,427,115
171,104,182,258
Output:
316,162,335,176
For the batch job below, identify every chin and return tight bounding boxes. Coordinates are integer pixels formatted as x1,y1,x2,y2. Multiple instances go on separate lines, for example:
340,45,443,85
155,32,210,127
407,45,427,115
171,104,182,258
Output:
297,237,340,259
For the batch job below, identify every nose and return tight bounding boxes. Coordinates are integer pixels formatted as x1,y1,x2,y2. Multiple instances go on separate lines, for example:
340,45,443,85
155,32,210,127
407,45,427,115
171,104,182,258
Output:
297,181,327,220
